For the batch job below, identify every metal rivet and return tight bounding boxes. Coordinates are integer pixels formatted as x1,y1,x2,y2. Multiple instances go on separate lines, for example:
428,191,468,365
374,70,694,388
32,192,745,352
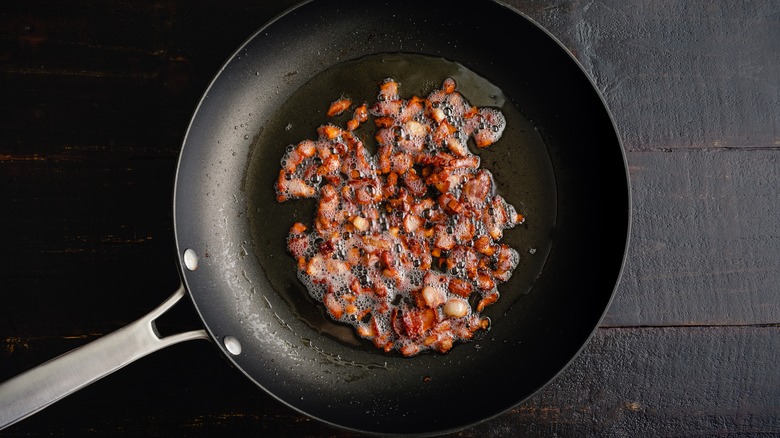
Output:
223,336,242,355
183,248,199,271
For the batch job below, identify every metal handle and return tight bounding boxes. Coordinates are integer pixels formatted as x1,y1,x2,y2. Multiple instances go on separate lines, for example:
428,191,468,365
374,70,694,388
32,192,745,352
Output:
0,285,209,430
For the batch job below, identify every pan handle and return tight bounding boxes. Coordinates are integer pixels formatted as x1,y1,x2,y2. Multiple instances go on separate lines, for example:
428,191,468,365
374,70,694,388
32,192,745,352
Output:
0,285,209,430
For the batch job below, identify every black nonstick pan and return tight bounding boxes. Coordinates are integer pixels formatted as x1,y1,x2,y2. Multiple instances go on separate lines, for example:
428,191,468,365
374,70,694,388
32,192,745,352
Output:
0,0,630,435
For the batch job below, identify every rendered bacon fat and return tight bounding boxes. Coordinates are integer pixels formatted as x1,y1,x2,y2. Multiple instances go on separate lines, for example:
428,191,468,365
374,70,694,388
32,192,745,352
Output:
275,78,523,356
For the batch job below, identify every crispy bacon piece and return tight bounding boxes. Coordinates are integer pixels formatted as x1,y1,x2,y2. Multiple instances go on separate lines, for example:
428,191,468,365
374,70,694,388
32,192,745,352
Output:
347,104,369,130
438,193,464,215
473,108,506,148
462,170,493,207
276,170,315,202
474,235,496,256
476,291,499,312
390,152,413,174
324,291,343,319
318,123,342,140
448,278,473,297
432,224,456,250
402,171,427,197
327,98,352,117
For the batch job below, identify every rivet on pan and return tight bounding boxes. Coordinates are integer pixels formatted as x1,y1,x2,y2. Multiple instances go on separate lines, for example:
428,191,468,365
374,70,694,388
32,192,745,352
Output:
183,248,199,271
223,336,242,355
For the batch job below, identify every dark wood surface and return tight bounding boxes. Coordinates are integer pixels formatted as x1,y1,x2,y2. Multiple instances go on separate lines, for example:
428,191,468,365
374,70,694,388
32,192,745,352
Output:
2,0,778,436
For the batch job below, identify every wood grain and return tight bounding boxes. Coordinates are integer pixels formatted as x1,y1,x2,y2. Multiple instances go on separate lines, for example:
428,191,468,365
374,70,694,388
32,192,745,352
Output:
1,0,778,436
516,0,780,151
2,327,777,437
604,149,780,326
463,326,780,438
512,0,780,326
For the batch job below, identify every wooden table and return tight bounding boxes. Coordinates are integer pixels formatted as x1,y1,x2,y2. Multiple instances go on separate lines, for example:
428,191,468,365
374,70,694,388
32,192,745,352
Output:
2,1,778,436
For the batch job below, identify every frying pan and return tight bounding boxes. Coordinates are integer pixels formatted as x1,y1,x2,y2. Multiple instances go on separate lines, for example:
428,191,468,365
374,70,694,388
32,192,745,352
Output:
0,0,630,435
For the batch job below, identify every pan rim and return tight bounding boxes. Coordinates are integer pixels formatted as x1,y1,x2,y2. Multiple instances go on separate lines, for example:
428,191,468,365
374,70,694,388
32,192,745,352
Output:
173,0,631,435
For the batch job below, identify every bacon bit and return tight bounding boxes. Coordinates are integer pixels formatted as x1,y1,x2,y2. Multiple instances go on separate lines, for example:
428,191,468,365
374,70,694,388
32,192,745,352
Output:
374,116,395,128
379,79,398,98
288,235,309,259
401,343,420,357
447,138,468,157
276,171,315,202
306,255,326,277
382,171,398,198
476,274,495,291
431,107,446,123
459,220,476,243
442,78,456,94
290,222,307,234
324,292,343,319
297,140,316,158
402,172,427,197
432,224,456,250
319,124,342,140
327,98,352,117
399,99,424,122
390,152,413,174
432,121,450,144
404,120,428,137
352,215,369,232
477,291,499,312
353,104,368,122
357,325,374,338
438,193,464,215
352,179,381,204
398,307,436,338
326,258,349,274
317,154,340,176
436,337,453,353
403,213,423,233
377,143,392,174
281,150,303,173
474,235,495,256
448,278,473,297
473,108,506,148
463,170,492,206
449,155,481,169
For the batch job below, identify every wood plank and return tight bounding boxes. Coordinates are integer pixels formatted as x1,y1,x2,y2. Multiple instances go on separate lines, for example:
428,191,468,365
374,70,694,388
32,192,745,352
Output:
0,0,297,157
604,149,780,326
0,0,301,339
2,327,777,436
513,0,780,151
0,0,778,437
0,155,180,336
463,326,780,437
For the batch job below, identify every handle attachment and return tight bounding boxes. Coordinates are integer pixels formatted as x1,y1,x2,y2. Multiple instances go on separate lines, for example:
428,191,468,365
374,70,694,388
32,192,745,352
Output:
0,285,209,430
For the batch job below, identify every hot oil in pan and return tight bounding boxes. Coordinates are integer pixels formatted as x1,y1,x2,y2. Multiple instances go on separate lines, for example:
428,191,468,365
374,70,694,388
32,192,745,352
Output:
247,53,556,351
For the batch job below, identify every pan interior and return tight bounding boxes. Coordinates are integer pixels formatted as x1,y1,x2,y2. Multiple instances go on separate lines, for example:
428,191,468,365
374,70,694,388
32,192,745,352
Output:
247,53,556,352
